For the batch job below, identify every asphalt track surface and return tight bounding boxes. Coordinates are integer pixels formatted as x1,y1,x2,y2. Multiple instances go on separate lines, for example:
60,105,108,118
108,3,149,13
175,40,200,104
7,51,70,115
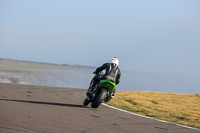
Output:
0,83,199,133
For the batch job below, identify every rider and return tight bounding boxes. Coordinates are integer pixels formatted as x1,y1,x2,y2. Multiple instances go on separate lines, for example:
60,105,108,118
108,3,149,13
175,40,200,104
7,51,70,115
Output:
86,57,121,102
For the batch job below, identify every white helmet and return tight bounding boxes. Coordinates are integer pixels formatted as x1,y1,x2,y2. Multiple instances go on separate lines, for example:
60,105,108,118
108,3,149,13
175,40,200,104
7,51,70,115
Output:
110,57,119,66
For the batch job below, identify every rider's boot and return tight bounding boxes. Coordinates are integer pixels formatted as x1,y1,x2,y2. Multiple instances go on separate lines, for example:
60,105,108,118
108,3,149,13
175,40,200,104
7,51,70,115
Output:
86,77,97,96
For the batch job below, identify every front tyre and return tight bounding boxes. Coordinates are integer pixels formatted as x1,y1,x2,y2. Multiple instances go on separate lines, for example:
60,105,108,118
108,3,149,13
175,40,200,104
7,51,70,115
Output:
91,88,107,108
83,97,90,106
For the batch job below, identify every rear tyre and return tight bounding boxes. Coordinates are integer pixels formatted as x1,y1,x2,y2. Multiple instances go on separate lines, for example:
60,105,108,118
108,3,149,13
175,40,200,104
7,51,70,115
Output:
91,88,107,108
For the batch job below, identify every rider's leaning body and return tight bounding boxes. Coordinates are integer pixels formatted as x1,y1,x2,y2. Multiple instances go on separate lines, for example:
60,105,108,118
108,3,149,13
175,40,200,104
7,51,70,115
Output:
87,57,121,102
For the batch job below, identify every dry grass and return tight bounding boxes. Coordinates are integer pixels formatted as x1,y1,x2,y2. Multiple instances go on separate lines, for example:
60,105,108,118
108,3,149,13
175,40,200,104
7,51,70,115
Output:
108,91,200,129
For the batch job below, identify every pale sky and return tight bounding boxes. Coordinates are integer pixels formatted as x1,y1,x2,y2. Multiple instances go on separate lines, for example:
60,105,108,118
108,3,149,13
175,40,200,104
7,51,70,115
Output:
1,0,200,74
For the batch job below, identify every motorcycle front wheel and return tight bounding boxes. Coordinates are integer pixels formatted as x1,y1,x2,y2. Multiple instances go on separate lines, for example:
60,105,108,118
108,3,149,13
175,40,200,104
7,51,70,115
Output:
83,97,90,106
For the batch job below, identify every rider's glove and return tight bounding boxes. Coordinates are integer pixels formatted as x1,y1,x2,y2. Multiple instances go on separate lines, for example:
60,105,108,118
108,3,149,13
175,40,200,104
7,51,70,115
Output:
93,71,96,74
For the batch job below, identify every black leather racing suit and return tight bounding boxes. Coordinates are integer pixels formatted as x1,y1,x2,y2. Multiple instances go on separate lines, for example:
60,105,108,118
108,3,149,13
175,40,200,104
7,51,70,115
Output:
88,63,121,101
89,63,121,90
92,63,121,85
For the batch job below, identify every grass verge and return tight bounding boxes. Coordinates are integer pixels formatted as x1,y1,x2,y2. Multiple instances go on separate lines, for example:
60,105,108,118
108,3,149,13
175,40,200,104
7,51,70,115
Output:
108,91,200,129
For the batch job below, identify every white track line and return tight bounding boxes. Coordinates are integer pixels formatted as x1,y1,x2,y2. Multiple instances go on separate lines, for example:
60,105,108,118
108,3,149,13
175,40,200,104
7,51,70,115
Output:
102,103,200,131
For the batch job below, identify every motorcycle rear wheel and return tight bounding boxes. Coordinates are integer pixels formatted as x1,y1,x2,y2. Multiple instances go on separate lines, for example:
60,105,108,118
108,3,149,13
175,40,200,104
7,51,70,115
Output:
91,88,107,108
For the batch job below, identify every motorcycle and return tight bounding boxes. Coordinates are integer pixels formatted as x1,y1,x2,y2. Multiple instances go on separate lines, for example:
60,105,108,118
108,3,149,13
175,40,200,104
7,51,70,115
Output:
83,74,116,108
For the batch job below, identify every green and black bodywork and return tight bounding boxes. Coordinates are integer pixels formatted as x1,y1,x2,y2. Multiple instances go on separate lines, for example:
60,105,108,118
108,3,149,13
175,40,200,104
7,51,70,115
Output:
83,74,116,108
